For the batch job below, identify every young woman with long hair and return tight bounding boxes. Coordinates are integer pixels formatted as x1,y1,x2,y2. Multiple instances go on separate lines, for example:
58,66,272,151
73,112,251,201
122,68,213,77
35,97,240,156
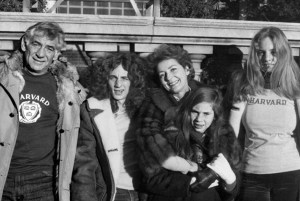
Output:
163,86,242,201
228,26,300,201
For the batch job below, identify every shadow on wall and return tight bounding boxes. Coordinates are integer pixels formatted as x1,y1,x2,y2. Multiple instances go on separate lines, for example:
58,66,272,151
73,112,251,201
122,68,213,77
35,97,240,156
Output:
201,45,244,96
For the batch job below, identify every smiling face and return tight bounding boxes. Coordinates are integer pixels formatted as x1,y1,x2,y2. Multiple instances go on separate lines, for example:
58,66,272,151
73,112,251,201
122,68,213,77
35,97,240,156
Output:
191,102,215,134
108,64,131,106
157,58,190,100
22,32,59,75
257,37,277,72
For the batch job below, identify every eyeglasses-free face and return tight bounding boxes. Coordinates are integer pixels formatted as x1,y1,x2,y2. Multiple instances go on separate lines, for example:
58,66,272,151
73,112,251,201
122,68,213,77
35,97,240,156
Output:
23,34,59,75
157,58,190,100
191,102,215,134
108,64,131,105
256,37,277,73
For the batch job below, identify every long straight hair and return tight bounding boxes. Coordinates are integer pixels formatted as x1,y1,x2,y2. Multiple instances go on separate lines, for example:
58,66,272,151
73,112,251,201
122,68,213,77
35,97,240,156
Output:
175,87,224,158
245,26,300,99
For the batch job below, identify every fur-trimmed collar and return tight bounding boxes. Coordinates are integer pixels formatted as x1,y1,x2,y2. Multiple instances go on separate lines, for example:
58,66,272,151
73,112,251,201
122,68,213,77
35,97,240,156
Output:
0,50,87,128
0,50,81,92
149,80,203,113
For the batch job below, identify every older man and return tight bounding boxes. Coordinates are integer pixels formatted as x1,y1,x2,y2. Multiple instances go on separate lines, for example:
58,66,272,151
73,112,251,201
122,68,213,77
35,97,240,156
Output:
0,22,86,201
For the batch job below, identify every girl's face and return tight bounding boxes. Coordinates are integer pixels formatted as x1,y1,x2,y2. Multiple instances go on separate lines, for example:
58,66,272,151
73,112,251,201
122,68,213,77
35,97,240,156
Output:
191,102,215,134
108,65,131,105
157,58,190,100
256,37,277,72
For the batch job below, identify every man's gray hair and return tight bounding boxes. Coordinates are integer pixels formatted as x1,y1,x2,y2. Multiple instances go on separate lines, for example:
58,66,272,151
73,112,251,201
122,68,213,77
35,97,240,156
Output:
23,21,66,51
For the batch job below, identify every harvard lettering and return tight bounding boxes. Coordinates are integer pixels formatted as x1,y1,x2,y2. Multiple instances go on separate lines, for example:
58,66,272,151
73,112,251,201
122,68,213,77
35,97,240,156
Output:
247,97,287,105
20,93,50,106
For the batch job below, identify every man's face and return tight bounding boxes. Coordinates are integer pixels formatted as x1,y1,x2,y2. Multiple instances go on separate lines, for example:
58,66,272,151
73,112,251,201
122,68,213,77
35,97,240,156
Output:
22,33,59,75
108,65,131,105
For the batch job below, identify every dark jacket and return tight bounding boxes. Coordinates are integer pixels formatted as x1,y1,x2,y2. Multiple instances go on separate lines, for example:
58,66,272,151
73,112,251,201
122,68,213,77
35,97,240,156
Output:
136,81,242,201
71,100,115,201
165,121,242,201
136,81,202,201
71,97,143,201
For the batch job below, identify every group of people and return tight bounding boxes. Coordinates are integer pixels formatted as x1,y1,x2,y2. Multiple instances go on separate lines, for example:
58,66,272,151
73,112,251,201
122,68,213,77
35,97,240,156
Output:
0,21,299,201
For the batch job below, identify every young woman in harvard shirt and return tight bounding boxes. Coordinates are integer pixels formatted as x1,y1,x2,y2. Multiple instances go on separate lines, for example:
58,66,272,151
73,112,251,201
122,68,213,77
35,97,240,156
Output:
228,27,300,201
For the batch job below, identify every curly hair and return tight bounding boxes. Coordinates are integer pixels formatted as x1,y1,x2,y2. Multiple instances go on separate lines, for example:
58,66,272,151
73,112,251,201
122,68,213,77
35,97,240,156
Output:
147,44,195,86
89,52,147,118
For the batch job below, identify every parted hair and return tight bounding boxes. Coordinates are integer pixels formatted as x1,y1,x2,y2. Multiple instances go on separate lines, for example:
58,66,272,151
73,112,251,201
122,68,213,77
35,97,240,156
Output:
89,52,147,118
23,21,66,51
232,26,300,101
173,87,242,168
147,44,195,86
175,87,224,157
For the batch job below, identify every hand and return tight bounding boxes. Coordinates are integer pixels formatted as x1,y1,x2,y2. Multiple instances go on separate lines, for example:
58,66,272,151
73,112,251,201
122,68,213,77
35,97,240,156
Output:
189,167,219,193
207,153,236,185
189,161,199,173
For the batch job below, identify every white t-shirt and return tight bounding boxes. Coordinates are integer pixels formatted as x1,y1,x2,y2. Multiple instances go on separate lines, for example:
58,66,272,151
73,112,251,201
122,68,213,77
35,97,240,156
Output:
242,90,300,174
115,109,140,190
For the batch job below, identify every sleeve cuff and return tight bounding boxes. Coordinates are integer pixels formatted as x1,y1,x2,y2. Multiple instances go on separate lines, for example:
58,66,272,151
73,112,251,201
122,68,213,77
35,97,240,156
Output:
223,179,237,192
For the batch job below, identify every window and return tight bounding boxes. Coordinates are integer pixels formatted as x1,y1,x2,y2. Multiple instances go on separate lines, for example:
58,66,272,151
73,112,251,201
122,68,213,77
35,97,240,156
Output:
57,0,147,16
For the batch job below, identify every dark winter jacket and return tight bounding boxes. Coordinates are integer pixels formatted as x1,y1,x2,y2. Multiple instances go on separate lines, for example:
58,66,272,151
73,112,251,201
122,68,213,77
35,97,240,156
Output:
71,99,117,201
136,81,242,201
136,81,201,201
71,98,143,201
164,120,242,201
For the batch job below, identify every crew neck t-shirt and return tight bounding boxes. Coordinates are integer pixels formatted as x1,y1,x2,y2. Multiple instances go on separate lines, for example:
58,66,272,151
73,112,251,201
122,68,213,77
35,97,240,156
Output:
242,89,300,174
9,69,58,175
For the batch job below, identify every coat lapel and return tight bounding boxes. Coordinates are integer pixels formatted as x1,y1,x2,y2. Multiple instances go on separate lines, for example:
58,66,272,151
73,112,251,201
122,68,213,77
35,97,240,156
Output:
87,97,121,184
